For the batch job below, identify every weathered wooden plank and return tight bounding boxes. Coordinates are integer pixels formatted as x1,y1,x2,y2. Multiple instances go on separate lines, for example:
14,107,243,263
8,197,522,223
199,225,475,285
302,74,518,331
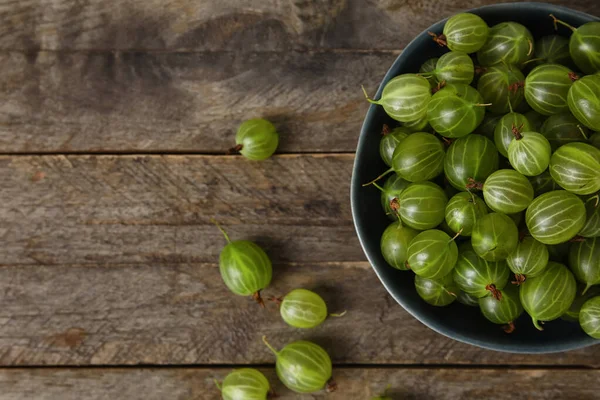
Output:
0,154,364,265
0,0,598,51
2,367,599,399
0,261,599,366
0,51,392,153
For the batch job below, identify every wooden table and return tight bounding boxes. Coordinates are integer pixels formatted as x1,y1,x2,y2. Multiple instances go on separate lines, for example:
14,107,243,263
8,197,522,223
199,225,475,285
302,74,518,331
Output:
1,1,600,399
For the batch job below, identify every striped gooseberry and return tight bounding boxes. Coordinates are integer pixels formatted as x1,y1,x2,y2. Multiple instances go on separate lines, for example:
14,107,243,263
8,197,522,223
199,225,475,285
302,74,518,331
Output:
397,182,448,230
215,368,271,400
414,272,458,306
479,285,524,333
403,114,431,132
568,74,600,131
427,83,487,138
494,112,532,157
477,64,525,114
551,16,600,74
471,212,519,261
530,34,573,68
363,74,432,122
379,125,410,167
506,236,549,284
579,194,600,238
374,174,410,220
214,221,272,306
477,22,534,67
430,51,475,85
526,190,586,245
457,290,480,307
419,57,439,89
262,337,335,394
406,229,459,280
520,261,577,330
508,130,552,176
430,13,489,53
549,142,600,195
231,119,279,161
580,296,600,339
568,237,600,295
453,249,510,299
528,170,560,196
540,113,589,151
524,64,577,115
444,134,499,191
380,221,419,270
472,169,534,214
274,289,345,329
563,286,600,322
391,132,445,182
444,192,489,236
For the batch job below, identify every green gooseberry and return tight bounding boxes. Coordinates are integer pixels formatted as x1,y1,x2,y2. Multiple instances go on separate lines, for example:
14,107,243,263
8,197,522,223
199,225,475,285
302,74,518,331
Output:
215,221,272,306
444,134,499,191
392,132,445,182
263,337,335,394
580,194,600,238
374,174,410,220
477,64,525,114
445,192,489,236
540,113,589,151
506,236,549,284
525,110,545,131
215,368,271,400
494,112,533,157
415,272,459,306
403,114,431,132
419,57,440,89
453,249,510,298
427,83,486,138
431,51,475,85
591,133,600,149
550,142,600,195
380,221,419,270
457,290,480,307
276,289,345,329
563,286,600,321
407,229,459,279
579,296,600,339
569,237,600,295
433,12,489,53
475,113,502,141
508,131,552,176
524,64,577,115
477,22,534,67
477,169,534,214
551,16,600,74
525,190,586,245
379,125,410,167
232,119,279,161
479,285,524,332
528,170,560,196
471,212,519,261
520,261,577,330
568,74,600,131
398,182,448,230
364,74,432,122
548,241,572,263
531,34,574,68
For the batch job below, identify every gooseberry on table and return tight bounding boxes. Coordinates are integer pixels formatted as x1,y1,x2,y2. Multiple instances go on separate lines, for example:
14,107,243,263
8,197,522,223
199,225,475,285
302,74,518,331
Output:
231,119,279,161
215,368,271,400
271,288,346,329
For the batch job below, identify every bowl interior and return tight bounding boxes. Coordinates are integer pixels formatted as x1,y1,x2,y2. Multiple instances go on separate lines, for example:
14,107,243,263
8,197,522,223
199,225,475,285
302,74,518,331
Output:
351,2,599,353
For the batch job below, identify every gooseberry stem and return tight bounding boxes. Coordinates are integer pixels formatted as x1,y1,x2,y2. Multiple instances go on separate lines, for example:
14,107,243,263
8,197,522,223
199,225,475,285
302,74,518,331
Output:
503,321,516,334
363,168,394,186
381,124,391,136
527,39,533,56
532,317,544,331
466,178,484,190
329,311,347,318
428,31,447,47
583,284,593,296
228,144,243,155
474,103,492,107
522,57,544,66
326,378,338,393
214,379,222,391
569,236,585,242
585,194,599,207
512,273,526,286
486,284,503,301
432,80,446,94
577,124,588,140
361,85,378,105
449,228,463,242
550,14,576,32
253,291,266,308
372,182,385,192
211,218,232,243
511,123,524,140
262,335,279,356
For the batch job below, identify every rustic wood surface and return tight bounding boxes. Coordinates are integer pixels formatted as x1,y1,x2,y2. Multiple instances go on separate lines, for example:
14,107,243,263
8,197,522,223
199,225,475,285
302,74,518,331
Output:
1,367,599,399
0,0,598,51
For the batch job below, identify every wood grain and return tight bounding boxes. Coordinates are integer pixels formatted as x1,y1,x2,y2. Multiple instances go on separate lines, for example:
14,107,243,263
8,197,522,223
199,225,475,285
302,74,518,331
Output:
0,260,599,366
0,154,363,265
0,51,393,153
0,0,598,51
2,367,600,399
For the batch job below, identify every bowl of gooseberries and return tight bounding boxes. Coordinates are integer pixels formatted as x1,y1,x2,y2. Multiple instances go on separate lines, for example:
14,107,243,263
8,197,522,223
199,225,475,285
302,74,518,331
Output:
351,2,600,353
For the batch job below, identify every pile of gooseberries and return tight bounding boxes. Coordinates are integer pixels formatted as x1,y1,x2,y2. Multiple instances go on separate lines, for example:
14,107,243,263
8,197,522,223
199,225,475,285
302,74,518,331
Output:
365,12,600,339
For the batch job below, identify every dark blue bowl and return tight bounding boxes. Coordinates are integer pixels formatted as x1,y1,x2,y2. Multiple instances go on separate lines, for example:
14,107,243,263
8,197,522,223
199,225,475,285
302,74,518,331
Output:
351,2,599,353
